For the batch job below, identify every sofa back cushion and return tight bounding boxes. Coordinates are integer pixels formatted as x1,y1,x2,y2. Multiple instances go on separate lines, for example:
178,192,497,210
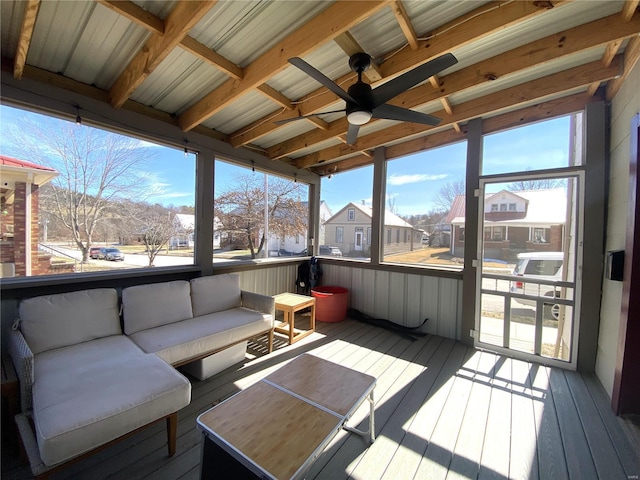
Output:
122,280,193,335
19,289,121,354
190,273,241,317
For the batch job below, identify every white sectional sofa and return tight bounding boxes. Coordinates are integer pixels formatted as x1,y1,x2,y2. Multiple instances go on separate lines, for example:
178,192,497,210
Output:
9,273,275,478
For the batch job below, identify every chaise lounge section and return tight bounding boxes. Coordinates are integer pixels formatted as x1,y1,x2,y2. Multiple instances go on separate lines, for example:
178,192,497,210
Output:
9,273,275,478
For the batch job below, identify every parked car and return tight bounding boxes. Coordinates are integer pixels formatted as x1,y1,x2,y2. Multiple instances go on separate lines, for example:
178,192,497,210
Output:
89,247,101,259
98,247,125,261
319,245,342,257
510,251,564,319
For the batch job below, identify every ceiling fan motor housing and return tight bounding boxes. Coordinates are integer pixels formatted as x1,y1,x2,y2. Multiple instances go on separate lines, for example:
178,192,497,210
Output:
346,81,374,124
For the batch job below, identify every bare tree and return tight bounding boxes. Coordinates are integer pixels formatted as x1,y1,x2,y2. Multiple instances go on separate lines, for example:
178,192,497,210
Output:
508,178,565,190
215,173,307,259
7,117,154,261
433,179,465,213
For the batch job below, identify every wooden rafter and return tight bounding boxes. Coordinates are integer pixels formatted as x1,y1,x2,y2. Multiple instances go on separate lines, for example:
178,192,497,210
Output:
99,0,245,82
109,1,216,108
588,2,637,95
622,0,640,21
97,0,164,35
256,85,293,110
230,0,563,148
391,1,419,50
334,31,383,82
266,13,640,160
180,36,243,81
13,0,40,79
295,57,622,169
606,36,640,100
178,1,391,132
380,0,562,77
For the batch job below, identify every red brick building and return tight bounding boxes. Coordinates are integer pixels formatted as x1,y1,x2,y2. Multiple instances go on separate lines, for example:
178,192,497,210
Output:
0,155,61,277
446,189,567,261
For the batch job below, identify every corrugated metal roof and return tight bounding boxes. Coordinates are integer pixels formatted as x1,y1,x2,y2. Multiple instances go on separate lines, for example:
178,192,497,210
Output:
0,0,634,175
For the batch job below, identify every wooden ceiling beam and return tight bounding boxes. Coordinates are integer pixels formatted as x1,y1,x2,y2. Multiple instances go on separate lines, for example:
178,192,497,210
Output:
256,84,293,110
622,0,640,22
314,92,601,176
2,59,229,143
109,1,215,108
606,36,640,100
97,0,164,35
13,0,41,79
178,1,391,132
380,0,563,78
589,4,636,95
268,13,640,159
305,116,330,131
391,1,419,50
180,36,243,81
99,0,245,81
230,0,564,147
294,57,621,169
334,32,383,82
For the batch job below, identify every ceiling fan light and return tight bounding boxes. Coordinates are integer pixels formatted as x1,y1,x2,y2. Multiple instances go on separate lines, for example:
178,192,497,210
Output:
347,110,372,125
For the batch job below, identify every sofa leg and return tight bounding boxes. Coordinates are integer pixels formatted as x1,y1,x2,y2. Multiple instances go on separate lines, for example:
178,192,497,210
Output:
167,412,177,457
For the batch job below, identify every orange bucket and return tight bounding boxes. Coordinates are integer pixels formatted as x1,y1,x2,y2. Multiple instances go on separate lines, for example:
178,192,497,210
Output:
311,286,349,322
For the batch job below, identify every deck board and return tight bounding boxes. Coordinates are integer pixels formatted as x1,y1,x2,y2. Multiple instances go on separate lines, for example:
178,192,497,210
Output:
2,318,639,480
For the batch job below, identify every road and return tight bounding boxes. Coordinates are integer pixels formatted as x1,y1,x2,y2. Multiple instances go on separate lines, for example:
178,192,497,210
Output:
44,245,193,269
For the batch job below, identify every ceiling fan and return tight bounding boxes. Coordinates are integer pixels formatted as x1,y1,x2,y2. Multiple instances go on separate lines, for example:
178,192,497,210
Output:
276,52,458,145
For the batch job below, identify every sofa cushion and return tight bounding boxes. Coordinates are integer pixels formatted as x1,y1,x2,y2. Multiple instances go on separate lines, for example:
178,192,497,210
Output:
32,335,191,466
129,307,272,365
122,280,193,335
190,274,241,317
19,289,121,355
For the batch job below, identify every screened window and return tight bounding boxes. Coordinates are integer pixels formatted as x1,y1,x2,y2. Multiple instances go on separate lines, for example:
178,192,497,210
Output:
320,165,373,260
0,105,196,277
382,141,467,269
214,160,309,260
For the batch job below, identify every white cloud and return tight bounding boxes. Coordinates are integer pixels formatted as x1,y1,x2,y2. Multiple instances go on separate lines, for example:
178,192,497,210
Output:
153,192,192,200
388,173,448,185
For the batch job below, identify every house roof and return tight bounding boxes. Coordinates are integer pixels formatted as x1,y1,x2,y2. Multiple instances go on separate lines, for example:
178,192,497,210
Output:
1,1,638,177
448,188,568,226
326,201,415,229
0,154,58,187
0,155,56,172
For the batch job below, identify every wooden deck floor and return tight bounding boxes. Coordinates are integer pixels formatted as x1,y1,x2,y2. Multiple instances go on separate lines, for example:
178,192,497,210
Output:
2,316,639,480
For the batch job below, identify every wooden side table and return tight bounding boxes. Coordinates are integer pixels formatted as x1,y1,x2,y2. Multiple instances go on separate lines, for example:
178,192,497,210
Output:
273,292,315,345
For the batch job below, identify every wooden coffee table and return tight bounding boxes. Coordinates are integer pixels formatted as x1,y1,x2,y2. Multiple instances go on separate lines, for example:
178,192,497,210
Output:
197,354,376,480
273,292,316,345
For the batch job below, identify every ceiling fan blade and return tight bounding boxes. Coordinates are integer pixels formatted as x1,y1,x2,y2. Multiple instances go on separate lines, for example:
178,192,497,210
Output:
289,57,357,104
372,53,458,107
274,109,346,125
373,104,441,126
346,123,360,145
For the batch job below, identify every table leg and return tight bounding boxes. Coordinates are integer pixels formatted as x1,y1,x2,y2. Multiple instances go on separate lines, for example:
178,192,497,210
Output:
343,389,375,443
310,302,316,333
288,309,294,344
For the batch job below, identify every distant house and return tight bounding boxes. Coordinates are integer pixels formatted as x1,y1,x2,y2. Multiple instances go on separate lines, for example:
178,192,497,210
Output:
323,202,422,256
446,188,566,260
170,214,223,249
0,155,63,276
267,200,332,255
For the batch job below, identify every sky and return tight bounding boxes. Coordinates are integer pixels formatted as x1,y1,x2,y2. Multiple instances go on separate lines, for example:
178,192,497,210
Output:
0,104,573,216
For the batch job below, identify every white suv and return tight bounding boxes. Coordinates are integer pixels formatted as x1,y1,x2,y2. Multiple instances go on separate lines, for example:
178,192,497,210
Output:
510,252,564,319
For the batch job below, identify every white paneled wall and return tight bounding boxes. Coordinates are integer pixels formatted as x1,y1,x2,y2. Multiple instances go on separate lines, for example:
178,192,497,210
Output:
237,263,299,297
236,261,463,340
321,263,463,340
